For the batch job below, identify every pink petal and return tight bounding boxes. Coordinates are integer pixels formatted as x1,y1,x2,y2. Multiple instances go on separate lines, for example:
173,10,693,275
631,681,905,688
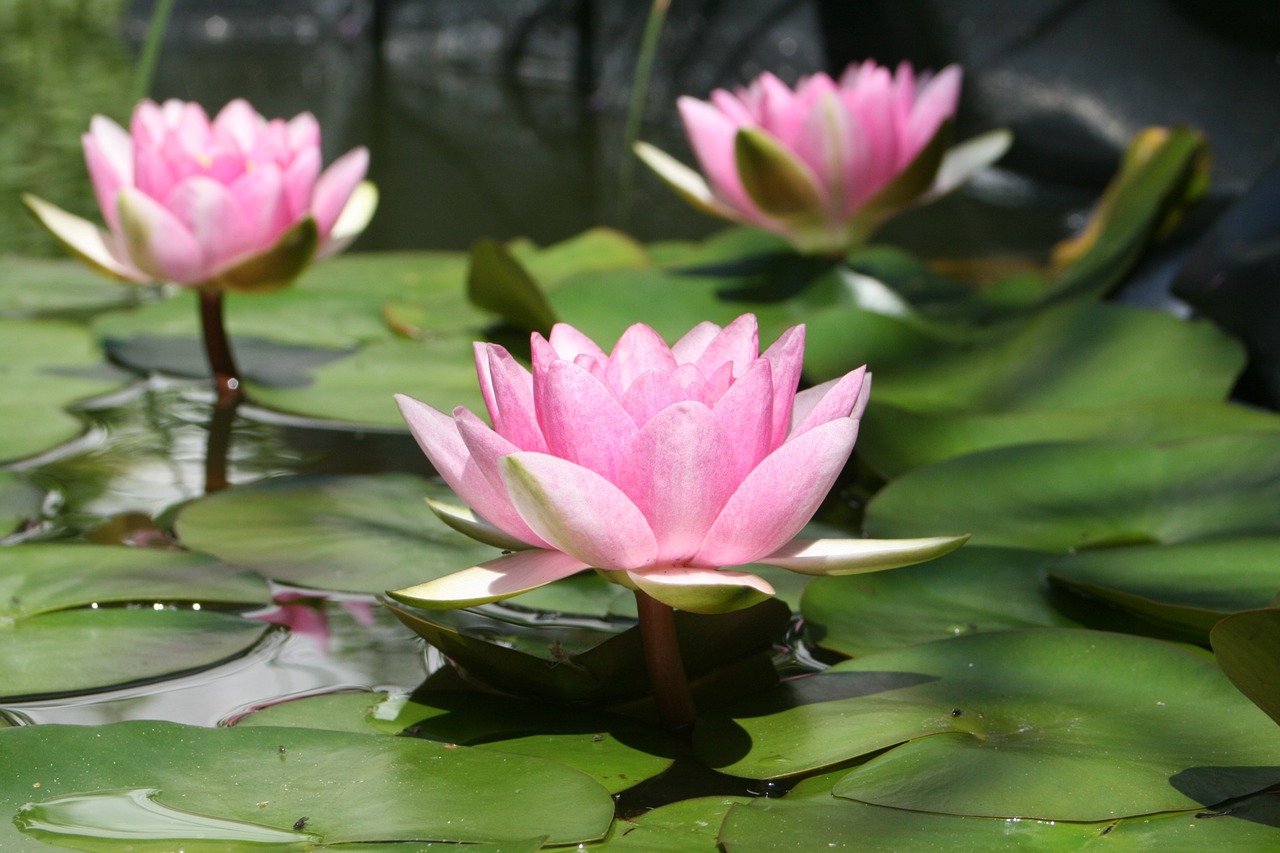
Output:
394,394,547,549
618,368,697,426
501,452,657,570
791,367,869,437
388,549,591,609
115,188,206,283
545,323,607,363
794,89,855,214
694,313,759,378
475,343,545,451
535,359,636,481
695,418,858,566
615,401,737,564
212,99,265,152
756,71,805,145
678,96,763,221
163,175,255,273
82,116,133,229
227,163,289,254
452,408,553,548
312,146,369,237
904,65,961,162
759,324,805,447
287,112,321,150
711,358,774,477
282,145,321,221
604,323,678,394
670,320,723,365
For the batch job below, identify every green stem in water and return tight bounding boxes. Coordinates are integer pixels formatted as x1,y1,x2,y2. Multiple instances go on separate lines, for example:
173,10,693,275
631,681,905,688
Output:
132,0,176,101
198,288,244,407
634,588,697,731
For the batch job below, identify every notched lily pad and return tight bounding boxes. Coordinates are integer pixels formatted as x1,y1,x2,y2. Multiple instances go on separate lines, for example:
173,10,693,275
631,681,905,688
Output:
695,629,1280,821
0,721,615,848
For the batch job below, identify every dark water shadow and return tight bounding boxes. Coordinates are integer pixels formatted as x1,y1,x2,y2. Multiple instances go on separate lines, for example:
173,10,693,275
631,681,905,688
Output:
1169,766,1280,826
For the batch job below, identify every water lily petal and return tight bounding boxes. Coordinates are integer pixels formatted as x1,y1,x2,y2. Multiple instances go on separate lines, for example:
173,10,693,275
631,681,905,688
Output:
759,324,805,447
319,181,378,257
501,452,657,570
425,498,539,552
616,401,737,564
791,367,869,437
628,567,775,615
83,116,133,229
21,194,149,282
312,146,369,237
116,188,206,283
535,359,636,480
696,417,858,566
694,313,759,379
679,95,765,222
711,359,774,476
604,323,679,394
388,549,590,609
476,343,545,452
759,534,969,575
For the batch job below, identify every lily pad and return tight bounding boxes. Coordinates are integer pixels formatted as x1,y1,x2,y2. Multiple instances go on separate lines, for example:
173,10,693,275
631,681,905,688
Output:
0,721,615,848
586,796,750,851
174,474,499,594
1049,536,1280,643
0,608,272,701
0,256,136,315
235,688,678,794
858,399,1280,479
720,789,1280,852
0,472,43,534
694,629,1280,820
0,317,131,462
1212,608,1280,728
0,543,273,700
865,433,1280,551
802,547,1076,658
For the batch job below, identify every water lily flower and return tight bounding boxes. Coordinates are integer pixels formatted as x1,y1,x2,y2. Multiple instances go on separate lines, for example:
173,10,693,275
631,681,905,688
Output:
390,315,965,615
24,98,377,293
635,61,1011,255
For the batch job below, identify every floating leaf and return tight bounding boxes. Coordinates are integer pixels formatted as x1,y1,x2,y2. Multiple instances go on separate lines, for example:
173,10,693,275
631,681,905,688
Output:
468,239,560,333
0,722,614,848
587,796,750,851
175,474,498,594
803,547,1076,658
0,608,272,701
865,434,1280,551
0,256,134,315
0,317,131,462
1050,536,1280,643
859,399,1280,478
695,629,1280,821
1212,608,1280,727
720,789,1280,852
0,472,42,534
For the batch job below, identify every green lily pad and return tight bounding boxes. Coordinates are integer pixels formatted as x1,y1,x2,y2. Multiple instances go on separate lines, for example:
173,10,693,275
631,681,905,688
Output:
1212,608,1280,727
865,301,1243,413
802,547,1077,658
0,543,270,619
0,543,272,700
0,471,43,534
858,399,1280,479
235,688,678,794
0,721,615,848
174,474,499,594
0,317,131,462
865,433,1280,551
1049,536,1280,643
586,796,750,851
0,608,272,701
720,790,1280,852
0,256,136,315
244,334,485,428
694,629,1280,820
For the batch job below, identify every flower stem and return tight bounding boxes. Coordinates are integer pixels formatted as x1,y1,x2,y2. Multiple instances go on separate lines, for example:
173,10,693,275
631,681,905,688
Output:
198,288,244,407
634,589,697,731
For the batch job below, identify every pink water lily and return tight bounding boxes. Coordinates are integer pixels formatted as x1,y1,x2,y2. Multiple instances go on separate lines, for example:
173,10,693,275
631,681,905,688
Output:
635,60,1010,255
390,315,965,615
24,98,377,293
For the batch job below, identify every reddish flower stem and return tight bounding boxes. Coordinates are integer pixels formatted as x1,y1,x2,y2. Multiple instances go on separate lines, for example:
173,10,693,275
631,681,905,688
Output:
198,288,244,407
203,394,236,494
634,589,697,731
